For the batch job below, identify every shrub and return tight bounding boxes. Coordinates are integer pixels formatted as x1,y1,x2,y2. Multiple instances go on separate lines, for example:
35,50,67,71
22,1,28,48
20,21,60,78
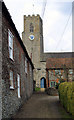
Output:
59,82,74,116
35,87,40,91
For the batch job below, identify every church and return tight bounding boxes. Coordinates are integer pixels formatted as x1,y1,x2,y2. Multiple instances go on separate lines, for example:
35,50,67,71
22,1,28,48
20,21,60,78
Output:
22,15,46,90
22,14,74,90
1,1,74,118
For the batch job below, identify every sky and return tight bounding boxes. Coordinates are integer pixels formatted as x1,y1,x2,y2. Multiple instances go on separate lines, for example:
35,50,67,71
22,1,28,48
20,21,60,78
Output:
3,0,73,52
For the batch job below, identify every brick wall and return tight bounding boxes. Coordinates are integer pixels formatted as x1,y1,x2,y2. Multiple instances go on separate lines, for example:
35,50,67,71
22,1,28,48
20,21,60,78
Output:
0,1,2,119
46,58,74,87
2,3,34,118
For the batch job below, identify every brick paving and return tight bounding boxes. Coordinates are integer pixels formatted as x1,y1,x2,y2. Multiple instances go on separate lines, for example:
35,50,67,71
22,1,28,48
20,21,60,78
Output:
13,92,72,119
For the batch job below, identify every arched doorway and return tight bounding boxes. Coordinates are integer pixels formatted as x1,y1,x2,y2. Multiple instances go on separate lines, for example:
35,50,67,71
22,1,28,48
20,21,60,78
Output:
40,77,46,88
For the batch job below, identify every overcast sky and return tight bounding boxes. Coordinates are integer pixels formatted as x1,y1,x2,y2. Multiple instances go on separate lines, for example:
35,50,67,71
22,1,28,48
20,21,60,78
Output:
3,0,73,52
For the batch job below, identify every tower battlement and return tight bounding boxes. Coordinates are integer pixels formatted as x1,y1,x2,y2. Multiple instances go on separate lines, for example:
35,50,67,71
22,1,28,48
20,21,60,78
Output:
24,14,40,19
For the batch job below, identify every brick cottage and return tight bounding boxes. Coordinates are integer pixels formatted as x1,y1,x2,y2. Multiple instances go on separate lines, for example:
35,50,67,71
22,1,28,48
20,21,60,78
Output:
0,1,34,118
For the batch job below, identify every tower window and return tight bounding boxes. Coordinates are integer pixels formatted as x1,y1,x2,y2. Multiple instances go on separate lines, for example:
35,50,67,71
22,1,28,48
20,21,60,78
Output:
30,23,34,32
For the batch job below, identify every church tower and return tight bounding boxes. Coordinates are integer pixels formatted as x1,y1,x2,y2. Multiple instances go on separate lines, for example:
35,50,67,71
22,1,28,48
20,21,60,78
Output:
22,14,46,88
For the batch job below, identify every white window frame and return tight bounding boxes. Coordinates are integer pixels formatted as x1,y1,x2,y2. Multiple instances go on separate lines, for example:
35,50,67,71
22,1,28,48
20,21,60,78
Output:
29,63,32,77
55,70,61,75
69,69,73,75
8,29,14,60
50,81,56,88
10,70,14,89
25,57,27,74
17,74,21,98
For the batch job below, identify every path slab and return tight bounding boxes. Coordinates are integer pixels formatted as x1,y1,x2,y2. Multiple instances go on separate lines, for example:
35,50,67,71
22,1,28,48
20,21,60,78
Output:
13,93,72,119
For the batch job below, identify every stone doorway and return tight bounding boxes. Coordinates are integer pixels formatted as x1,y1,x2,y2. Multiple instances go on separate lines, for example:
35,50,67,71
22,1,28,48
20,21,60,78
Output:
40,77,46,88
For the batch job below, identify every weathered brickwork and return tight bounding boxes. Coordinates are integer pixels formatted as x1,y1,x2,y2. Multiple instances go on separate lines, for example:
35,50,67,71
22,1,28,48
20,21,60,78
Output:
2,2,34,118
0,1,2,119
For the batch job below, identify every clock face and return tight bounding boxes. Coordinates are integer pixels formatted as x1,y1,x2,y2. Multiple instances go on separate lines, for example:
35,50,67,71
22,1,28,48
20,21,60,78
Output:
29,35,34,40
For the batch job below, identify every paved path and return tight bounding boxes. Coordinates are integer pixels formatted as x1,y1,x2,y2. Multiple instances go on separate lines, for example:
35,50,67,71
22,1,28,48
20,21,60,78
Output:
13,93,72,119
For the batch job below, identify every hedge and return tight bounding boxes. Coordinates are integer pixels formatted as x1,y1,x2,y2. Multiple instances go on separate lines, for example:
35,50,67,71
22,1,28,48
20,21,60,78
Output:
58,82,74,116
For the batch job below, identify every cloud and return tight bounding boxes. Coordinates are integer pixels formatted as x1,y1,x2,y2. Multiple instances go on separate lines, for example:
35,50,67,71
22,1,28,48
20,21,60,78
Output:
43,1,72,52
4,0,72,52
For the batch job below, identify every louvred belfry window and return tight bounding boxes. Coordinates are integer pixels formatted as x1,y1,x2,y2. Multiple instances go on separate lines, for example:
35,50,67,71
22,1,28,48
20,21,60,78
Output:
8,29,14,60
30,23,34,32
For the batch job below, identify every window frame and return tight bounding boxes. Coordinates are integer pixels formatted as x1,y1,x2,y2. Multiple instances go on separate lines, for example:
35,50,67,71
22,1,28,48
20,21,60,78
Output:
55,70,61,75
25,57,28,74
29,63,32,77
10,70,14,89
17,74,21,98
8,29,14,60
69,69,73,75
50,81,56,88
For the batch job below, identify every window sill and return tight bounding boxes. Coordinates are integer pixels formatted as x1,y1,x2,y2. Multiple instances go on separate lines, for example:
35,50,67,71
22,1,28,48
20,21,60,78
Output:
9,58,14,61
18,96,21,98
10,87,15,90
